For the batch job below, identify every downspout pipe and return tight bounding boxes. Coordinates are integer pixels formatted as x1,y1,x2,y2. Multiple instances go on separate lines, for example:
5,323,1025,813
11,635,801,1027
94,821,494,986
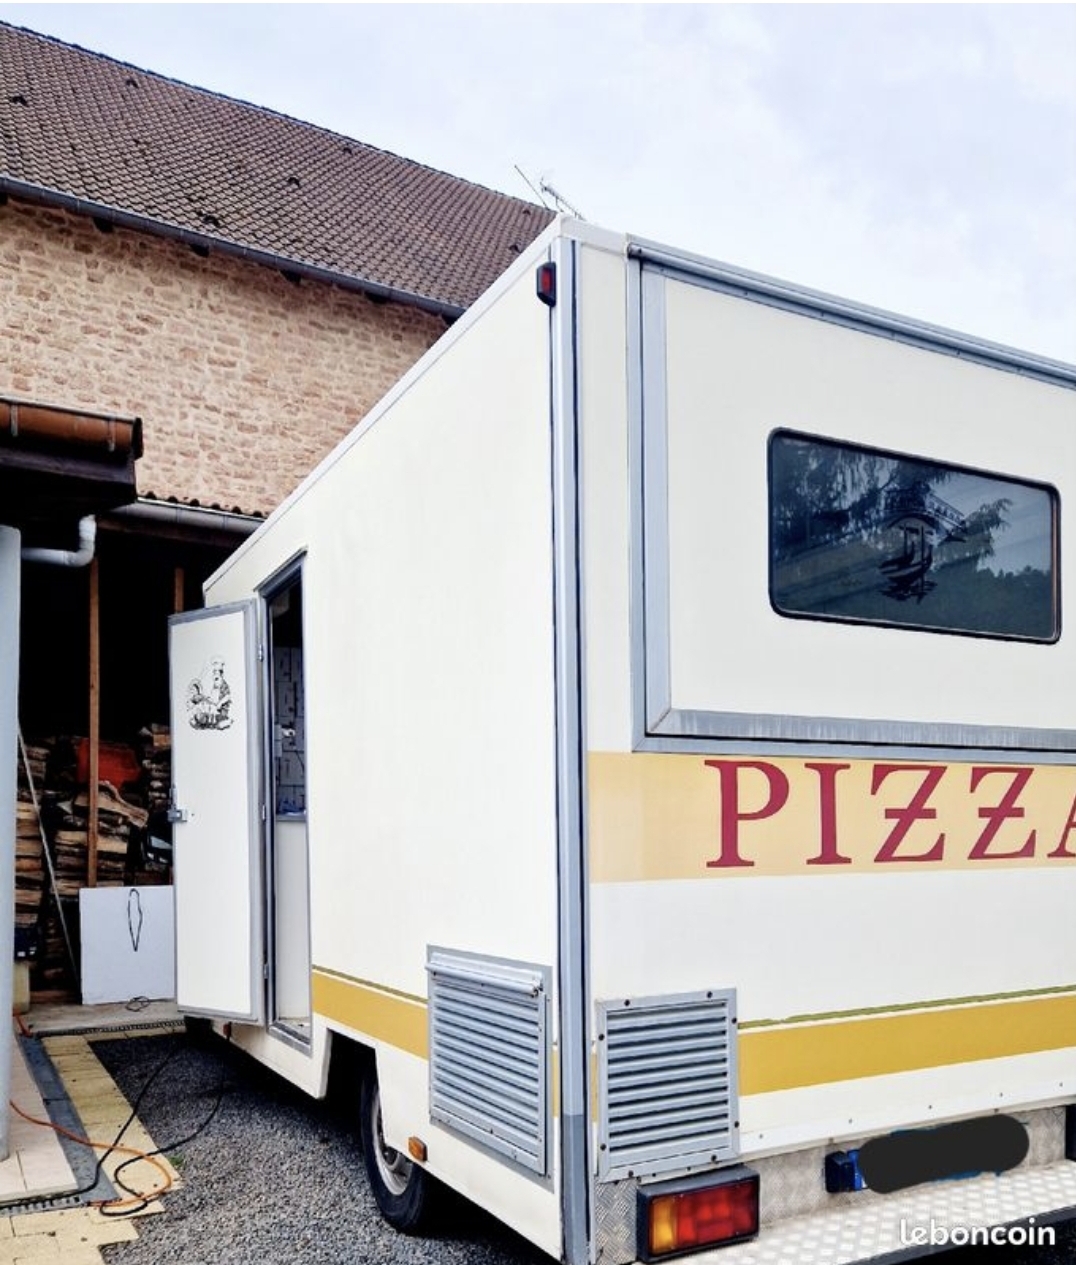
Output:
0,526,21,1160
21,516,97,567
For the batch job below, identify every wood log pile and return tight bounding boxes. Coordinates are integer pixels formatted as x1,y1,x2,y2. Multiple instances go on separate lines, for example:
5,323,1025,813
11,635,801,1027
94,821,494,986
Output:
15,730,172,998
138,723,172,819
50,782,148,895
15,743,48,952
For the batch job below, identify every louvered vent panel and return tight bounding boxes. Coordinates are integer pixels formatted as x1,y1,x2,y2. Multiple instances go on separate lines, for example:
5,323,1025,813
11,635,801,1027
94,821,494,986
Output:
598,989,738,1181
427,949,549,1175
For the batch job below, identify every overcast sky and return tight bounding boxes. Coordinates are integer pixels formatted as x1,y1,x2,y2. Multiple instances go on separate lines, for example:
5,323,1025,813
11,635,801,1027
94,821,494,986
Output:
2,3,1073,362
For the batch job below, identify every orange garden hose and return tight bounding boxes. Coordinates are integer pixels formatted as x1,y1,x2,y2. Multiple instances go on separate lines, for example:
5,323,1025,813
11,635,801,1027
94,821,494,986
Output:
8,1097,174,1210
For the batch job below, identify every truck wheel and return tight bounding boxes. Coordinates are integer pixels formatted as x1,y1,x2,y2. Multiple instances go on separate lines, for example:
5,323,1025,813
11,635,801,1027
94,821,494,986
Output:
359,1069,432,1232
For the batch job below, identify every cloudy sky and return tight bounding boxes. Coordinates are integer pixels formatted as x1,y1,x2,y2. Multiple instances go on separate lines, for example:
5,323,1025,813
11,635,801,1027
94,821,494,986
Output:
1,3,1073,362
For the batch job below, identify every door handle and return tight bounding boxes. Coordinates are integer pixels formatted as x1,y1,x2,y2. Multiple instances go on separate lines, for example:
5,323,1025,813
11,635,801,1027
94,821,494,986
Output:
167,787,188,824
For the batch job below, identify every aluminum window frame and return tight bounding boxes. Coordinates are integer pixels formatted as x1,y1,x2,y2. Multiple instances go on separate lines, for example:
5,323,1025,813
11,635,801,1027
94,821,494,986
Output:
630,255,1076,755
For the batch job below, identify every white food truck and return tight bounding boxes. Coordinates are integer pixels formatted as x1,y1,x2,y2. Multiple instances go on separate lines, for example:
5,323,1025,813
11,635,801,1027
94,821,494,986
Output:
169,218,1076,1263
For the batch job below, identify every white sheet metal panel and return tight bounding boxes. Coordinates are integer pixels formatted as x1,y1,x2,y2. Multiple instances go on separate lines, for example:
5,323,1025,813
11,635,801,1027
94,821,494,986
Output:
169,602,263,1021
273,817,310,1022
591,869,1076,1021
204,260,559,1003
648,270,1076,743
200,249,563,1254
80,885,175,1005
226,1016,331,1098
590,868,1076,1149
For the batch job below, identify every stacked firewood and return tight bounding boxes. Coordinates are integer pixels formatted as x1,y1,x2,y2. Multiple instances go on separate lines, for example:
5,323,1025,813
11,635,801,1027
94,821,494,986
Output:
14,742,48,949
17,738,72,993
138,723,172,818
49,781,148,894
17,730,171,997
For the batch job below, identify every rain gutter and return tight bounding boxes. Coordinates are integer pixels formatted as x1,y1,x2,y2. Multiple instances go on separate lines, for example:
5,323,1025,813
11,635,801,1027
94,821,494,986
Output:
106,498,262,537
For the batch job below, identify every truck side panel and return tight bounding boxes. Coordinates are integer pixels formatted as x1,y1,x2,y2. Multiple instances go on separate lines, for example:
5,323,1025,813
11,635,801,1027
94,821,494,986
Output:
578,241,1076,1259
204,257,562,1256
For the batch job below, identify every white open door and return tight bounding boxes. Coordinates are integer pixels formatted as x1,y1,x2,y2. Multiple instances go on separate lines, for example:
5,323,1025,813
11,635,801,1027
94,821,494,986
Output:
169,602,264,1022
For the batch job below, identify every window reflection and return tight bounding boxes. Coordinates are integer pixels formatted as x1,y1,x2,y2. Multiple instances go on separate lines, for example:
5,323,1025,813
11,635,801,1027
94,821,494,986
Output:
769,431,1058,641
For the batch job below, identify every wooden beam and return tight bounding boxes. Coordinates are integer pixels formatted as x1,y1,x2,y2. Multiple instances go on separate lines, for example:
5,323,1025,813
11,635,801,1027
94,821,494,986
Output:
87,555,100,888
174,565,185,615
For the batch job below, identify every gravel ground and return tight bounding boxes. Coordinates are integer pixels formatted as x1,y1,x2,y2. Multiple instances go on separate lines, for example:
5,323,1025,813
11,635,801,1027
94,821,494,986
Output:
93,1031,547,1265
91,1031,1076,1265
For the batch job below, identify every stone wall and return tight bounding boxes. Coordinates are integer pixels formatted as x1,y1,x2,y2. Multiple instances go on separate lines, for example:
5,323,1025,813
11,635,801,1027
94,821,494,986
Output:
0,198,447,513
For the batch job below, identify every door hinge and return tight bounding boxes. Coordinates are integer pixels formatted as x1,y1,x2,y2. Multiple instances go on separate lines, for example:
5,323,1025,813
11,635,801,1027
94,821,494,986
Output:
257,643,266,662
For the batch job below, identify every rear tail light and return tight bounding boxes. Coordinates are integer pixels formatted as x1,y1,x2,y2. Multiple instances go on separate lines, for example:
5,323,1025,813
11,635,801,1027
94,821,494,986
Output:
637,1166,759,1259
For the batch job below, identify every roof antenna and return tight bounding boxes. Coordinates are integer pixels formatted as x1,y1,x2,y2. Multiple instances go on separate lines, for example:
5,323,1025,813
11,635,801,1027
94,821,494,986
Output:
514,165,550,208
514,166,586,221
538,178,585,221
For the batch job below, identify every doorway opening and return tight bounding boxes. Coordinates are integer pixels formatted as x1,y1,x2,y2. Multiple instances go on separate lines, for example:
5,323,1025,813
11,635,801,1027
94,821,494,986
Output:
265,565,311,1039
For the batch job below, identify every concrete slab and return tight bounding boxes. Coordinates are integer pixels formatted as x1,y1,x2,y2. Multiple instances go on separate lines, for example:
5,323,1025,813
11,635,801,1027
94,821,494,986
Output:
21,1002,182,1039
0,1037,76,1207
0,1016,184,1264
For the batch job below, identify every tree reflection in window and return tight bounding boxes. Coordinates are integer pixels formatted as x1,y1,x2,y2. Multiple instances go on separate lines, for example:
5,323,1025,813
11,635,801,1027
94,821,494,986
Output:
769,431,1058,641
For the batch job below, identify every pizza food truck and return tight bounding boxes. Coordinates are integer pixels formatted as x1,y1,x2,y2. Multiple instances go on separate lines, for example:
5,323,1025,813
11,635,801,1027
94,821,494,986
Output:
168,218,1076,1263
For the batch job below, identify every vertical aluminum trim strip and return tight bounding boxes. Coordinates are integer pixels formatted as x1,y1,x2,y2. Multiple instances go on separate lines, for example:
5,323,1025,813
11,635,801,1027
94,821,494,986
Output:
627,256,648,751
640,269,673,732
0,526,20,1157
550,234,591,1264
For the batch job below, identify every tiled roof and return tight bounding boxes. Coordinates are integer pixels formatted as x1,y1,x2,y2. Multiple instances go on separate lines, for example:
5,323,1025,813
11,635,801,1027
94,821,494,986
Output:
0,22,555,312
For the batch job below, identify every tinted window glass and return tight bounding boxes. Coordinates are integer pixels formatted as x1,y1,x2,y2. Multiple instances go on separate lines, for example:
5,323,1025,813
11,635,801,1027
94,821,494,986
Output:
769,431,1059,641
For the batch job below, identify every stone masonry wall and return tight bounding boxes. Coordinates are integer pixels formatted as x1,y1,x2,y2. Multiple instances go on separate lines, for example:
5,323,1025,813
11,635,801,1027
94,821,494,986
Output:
0,199,447,513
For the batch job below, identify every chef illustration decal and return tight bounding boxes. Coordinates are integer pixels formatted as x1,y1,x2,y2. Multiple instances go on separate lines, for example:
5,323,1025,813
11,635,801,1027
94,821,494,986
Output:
186,657,233,730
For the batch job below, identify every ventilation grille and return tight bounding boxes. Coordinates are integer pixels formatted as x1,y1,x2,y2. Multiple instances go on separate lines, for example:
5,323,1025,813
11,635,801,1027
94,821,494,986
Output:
597,989,738,1182
427,949,549,1175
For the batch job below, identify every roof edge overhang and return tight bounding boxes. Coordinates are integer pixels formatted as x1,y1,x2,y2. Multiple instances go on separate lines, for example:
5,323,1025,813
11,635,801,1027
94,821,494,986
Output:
100,497,262,549
0,176,469,322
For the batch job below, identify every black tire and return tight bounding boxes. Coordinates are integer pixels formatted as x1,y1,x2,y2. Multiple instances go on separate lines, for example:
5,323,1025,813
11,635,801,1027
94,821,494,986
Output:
359,1067,433,1233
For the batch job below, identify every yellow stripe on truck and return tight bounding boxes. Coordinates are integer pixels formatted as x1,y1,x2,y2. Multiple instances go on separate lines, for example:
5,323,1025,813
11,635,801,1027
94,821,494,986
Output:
309,969,1076,1101
312,968,428,1058
589,751,1076,881
312,967,564,1117
739,993,1076,1095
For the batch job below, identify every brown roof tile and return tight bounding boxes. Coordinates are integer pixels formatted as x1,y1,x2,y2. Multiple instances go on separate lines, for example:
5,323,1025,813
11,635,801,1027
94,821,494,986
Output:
0,22,555,311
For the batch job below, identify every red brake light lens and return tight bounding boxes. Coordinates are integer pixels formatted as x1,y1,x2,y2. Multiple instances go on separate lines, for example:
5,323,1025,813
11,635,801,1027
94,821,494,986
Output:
640,1169,759,1259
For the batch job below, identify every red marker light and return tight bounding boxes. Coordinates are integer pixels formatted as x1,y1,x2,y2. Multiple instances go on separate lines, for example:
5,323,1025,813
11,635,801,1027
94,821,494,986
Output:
536,261,557,307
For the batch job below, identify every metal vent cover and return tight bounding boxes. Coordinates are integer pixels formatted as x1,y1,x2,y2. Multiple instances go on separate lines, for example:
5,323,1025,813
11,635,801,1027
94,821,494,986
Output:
427,948,550,1176
597,988,738,1182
